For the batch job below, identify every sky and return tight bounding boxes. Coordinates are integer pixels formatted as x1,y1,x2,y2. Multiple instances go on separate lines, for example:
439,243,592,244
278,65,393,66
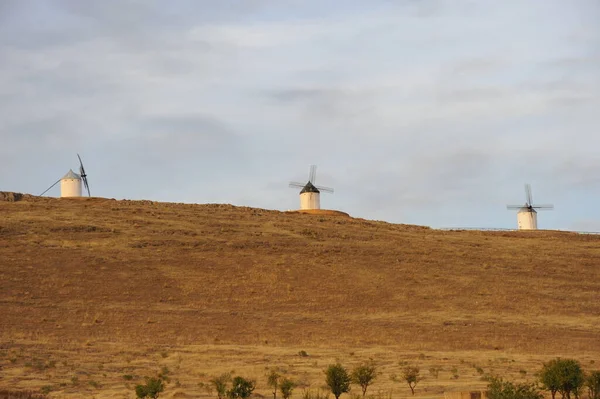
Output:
1,0,599,231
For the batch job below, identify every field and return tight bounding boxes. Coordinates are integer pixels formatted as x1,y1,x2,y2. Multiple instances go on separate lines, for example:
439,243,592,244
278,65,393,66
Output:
1,193,599,398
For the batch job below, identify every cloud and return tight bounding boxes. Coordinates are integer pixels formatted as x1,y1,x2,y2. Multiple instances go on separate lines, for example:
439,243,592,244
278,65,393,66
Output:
98,113,248,187
130,114,242,160
1,0,599,230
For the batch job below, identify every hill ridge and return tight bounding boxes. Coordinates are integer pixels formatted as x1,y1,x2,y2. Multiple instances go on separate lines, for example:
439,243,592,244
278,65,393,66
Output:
2,192,599,352
2,192,600,397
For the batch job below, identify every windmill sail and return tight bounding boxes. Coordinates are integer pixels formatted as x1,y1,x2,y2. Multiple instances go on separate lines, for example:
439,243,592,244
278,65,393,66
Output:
78,154,91,197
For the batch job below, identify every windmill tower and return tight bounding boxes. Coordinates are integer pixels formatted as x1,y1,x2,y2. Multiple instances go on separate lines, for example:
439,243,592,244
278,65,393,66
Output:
506,184,553,230
60,169,82,197
40,154,91,198
289,165,334,210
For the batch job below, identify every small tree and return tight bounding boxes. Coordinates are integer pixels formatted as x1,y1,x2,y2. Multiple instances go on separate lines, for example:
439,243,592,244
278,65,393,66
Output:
211,373,232,399
539,358,585,399
268,370,281,399
587,371,600,399
540,361,560,399
325,364,351,399
487,376,543,399
351,362,378,397
228,376,255,399
135,377,165,399
280,378,296,399
429,366,442,379
402,366,420,396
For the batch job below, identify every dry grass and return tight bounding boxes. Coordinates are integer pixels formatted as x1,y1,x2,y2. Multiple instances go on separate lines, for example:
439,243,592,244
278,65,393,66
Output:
0,390,48,399
0,193,599,398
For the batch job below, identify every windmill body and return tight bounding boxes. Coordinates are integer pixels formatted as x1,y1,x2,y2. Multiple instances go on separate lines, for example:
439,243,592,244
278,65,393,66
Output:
517,207,537,230
507,184,552,230
289,165,333,211
60,169,82,197
299,182,321,210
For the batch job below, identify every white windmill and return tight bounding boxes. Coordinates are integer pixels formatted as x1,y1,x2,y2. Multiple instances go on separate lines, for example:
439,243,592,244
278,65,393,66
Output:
289,165,334,210
506,184,553,230
40,154,91,198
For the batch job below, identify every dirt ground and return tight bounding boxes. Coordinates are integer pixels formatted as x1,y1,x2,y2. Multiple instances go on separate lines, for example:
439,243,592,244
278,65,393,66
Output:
1,194,599,398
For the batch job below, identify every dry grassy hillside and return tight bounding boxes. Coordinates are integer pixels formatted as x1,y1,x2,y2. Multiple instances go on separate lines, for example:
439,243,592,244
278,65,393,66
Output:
1,193,599,398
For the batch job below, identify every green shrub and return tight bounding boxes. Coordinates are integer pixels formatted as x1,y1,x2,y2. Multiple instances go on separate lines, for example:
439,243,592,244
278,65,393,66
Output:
539,358,585,399
325,364,351,399
135,377,165,399
486,376,542,399
280,378,296,399
40,386,54,395
586,371,600,399
401,366,420,396
210,372,231,399
227,376,255,399
428,366,442,379
351,361,378,398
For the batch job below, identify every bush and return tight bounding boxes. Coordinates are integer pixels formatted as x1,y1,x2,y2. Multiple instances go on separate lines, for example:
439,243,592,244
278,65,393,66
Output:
280,378,296,399
487,376,543,399
268,370,281,399
450,367,459,379
429,366,442,379
135,377,165,399
401,366,420,396
539,358,585,399
158,366,171,383
211,373,232,399
351,362,378,398
325,364,351,399
227,376,255,399
587,371,600,399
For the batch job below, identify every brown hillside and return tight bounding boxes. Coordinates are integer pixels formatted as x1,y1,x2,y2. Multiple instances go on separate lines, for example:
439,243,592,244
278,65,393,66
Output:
0,193,599,397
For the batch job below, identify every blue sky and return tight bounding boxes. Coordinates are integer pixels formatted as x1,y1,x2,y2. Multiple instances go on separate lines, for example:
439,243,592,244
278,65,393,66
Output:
1,0,599,230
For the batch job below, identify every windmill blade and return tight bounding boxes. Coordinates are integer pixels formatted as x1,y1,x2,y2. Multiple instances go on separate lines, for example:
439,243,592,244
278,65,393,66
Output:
506,205,523,210
39,179,61,197
309,165,317,183
533,204,554,210
289,182,305,189
77,154,91,196
77,154,87,177
315,185,334,193
525,183,533,205
82,176,91,197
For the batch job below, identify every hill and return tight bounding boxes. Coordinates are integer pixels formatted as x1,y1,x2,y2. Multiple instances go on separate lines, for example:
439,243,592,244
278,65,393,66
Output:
1,193,599,398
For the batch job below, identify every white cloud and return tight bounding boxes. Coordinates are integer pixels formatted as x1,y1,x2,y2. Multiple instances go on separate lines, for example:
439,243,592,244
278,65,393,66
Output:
1,0,599,229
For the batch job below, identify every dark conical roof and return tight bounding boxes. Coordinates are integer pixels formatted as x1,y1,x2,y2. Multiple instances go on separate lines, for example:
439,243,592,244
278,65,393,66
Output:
300,181,320,194
518,206,537,213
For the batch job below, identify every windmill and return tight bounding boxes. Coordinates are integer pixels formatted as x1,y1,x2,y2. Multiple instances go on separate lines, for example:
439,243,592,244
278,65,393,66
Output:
289,165,334,210
77,154,91,197
506,184,553,230
39,154,91,198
